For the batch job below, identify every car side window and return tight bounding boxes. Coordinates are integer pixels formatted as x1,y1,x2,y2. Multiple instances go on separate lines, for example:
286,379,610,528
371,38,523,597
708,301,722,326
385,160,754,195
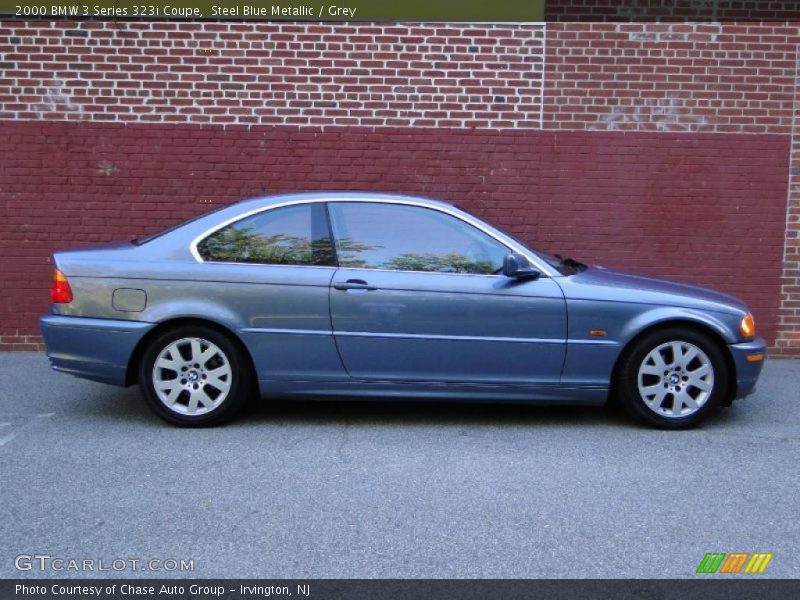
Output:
327,202,508,275
197,203,335,266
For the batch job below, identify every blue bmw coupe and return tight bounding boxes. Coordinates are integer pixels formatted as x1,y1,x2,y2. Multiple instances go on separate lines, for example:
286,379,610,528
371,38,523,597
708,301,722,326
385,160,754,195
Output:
40,193,766,428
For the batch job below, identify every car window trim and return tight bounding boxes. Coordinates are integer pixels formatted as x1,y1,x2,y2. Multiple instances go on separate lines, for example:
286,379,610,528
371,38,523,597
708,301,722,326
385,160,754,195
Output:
322,201,340,268
194,201,337,268
326,201,510,277
189,197,555,277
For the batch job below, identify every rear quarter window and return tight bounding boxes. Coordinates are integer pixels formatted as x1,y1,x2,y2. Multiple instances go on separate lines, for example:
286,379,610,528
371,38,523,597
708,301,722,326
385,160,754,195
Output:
197,203,335,266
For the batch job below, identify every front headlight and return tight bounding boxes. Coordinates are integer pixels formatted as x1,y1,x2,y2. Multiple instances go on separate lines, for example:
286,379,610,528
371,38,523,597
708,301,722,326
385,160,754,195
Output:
740,312,756,338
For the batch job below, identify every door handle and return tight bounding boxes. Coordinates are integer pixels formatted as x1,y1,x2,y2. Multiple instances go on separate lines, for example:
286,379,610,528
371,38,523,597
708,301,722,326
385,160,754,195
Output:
333,279,377,291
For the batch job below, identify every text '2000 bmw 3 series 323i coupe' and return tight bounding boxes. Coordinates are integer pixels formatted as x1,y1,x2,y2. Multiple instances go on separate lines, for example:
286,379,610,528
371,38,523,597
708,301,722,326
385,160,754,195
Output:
40,193,766,429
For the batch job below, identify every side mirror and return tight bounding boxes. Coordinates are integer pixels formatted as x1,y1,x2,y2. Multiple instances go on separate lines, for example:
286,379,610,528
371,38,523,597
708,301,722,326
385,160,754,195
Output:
502,253,540,280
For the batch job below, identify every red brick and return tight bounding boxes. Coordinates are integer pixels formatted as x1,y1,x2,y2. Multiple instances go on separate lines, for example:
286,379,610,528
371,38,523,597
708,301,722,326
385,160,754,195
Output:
0,19,798,354
0,120,789,349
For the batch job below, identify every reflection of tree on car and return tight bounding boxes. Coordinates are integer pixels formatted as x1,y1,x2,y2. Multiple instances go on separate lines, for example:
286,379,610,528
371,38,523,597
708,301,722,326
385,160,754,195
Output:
197,228,363,267
334,237,496,274
198,227,326,264
330,236,376,269
379,253,496,274
200,220,498,275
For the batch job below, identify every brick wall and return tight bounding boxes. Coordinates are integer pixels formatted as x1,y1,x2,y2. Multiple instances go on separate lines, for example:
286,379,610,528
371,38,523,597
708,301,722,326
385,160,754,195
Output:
544,23,798,133
0,22,545,128
1,20,799,354
775,85,800,354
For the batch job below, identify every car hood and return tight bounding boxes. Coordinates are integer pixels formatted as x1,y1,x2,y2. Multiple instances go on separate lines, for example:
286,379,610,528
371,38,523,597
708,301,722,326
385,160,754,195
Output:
558,265,748,315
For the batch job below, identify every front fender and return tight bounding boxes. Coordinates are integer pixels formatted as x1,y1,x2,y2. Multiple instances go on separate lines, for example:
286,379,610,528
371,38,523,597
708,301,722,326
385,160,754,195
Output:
561,301,742,388
618,306,740,346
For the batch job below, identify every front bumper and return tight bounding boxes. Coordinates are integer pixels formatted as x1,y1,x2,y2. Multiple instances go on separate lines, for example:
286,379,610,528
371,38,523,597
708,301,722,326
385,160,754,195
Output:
729,337,767,400
40,315,155,386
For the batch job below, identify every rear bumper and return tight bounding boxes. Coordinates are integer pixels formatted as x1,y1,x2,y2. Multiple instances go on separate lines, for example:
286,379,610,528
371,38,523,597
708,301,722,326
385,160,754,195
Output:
40,315,155,386
729,337,767,400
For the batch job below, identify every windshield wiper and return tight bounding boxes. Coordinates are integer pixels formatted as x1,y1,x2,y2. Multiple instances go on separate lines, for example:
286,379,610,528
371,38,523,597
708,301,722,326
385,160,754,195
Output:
560,257,584,268
554,254,587,272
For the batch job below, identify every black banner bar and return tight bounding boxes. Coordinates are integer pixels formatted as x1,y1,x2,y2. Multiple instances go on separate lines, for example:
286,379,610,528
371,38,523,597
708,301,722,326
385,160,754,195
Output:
2,580,800,600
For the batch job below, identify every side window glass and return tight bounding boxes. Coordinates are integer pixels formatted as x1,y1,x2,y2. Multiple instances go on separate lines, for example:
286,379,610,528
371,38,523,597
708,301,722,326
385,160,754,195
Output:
328,202,508,275
197,203,334,266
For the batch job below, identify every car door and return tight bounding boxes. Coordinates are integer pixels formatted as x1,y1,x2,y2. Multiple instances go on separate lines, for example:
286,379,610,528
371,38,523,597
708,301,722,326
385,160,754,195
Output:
327,201,567,385
193,202,347,382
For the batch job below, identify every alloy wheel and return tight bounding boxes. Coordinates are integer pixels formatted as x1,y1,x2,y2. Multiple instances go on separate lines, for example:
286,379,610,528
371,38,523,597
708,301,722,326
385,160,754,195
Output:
152,337,232,416
637,340,715,418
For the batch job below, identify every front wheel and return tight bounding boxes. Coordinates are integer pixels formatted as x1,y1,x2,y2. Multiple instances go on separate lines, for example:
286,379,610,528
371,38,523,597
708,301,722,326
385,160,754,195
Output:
615,327,728,429
139,325,253,427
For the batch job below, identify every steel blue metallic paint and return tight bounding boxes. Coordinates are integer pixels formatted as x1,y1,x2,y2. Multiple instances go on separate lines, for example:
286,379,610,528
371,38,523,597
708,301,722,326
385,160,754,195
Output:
39,192,767,411
728,339,769,398
329,268,566,383
40,315,155,385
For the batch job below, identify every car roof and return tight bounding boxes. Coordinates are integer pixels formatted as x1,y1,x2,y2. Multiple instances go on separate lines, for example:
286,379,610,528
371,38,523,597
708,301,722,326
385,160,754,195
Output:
135,192,460,255
228,191,456,213
127,190,558,277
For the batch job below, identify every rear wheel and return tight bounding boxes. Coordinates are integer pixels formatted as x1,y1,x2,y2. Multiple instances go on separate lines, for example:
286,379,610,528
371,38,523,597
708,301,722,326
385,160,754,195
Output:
139,325,252,427
615,327,728,429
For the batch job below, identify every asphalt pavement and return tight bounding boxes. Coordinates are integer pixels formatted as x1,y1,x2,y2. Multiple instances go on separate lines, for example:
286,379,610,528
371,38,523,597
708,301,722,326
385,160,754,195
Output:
0,352,798,579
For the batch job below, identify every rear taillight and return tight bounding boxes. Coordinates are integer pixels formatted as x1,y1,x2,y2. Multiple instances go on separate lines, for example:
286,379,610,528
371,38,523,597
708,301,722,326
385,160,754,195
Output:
51,268,73,304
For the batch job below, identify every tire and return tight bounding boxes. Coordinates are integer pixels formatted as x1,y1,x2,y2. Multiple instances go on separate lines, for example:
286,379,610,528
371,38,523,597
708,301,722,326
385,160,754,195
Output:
615,327,728,429
138,325,253,427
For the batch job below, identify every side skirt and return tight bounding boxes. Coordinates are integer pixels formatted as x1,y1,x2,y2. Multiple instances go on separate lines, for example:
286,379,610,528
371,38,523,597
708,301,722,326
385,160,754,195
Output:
256,379,608,406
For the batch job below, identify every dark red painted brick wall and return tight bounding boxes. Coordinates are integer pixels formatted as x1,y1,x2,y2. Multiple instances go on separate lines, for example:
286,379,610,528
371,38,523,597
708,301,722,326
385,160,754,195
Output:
545,0,800,21
0,121,788,347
